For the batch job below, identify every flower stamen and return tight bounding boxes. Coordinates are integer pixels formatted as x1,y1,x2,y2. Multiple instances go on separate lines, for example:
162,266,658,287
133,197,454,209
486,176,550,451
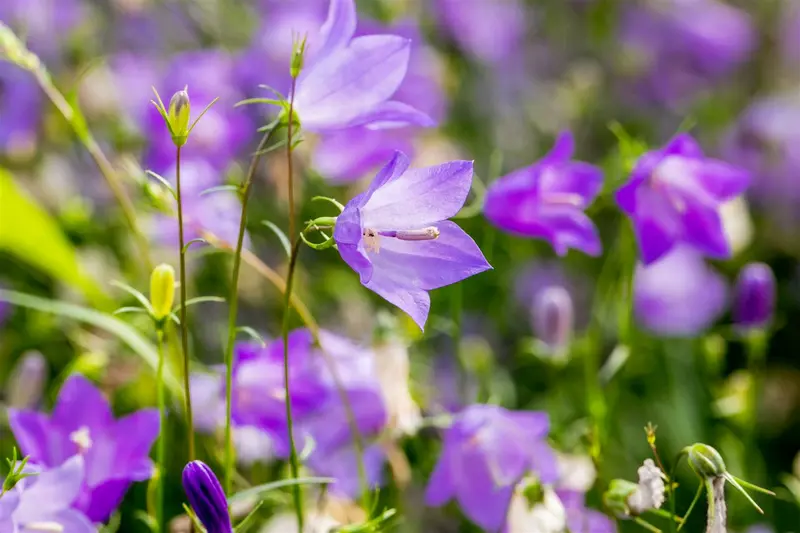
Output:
69,426,92,454
25,522,64,532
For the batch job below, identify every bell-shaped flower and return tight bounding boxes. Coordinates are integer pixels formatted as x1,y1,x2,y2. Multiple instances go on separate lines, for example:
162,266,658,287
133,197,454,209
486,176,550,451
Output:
0,456,95,533
484,132,604,256
615,133,750,265
8,374,160,522
292,0,434,132
733,262,776,330
424,404,557,532
333,151,491,329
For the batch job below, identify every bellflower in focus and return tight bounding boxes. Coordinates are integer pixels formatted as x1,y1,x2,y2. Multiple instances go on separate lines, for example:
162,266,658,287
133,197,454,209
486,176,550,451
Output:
334,152,491,329
616,134,750,265
292,0,434,132
0,456,95,533
182,461,232,533
733,262,776,330
8,374,160,522
484,132,604,257
425,404,557,532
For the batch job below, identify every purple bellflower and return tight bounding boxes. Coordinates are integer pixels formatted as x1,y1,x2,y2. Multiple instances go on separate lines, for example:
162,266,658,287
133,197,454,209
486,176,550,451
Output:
615,133,750,265
558,490,616,533
333,151,492,329
182,461,232,533
292,0,434,132
0,63,42,160
733,262,776,330
425,404,558,532
634,246,728,337
484,132,604,256
0,456,95,533
8,374,160,522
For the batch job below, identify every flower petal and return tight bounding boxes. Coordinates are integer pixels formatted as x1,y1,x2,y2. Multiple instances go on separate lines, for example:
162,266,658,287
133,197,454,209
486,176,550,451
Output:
113,410,160,480
51,509,97,533
539,162,604,207
364,271,431,330
363,161,474,229
355,100,435,129
52,375,114,436
14,456,84,521
295,35,411,131
680,197,730,259
314,0,357,62
455,445,514,531
76,479,130,523
312,127,411,183
307,443,385,498
535,207,603,256
7,409,54,465
540,131,575,165
337,243,373,283
630,186,681,264
425,438,456,506
663,133,704,158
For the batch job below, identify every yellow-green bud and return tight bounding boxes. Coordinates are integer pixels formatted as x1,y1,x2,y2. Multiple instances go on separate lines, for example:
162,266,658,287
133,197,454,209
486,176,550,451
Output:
168,88,190,146
686,443,727,479
150,264,176,321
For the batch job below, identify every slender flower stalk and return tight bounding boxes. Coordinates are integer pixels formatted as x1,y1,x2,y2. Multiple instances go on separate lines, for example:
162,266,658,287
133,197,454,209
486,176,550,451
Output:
222,126,279,495
155,329,167,532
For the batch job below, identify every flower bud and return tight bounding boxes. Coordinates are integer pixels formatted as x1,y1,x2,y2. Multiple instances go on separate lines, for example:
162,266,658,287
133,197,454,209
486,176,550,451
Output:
532,286,574,356
168,88,191,146
290,35,307,79
733,262,775,330
150,264,175,321
7,351,47,409
686,443,727,479
603,479,638,518
182,461,232,533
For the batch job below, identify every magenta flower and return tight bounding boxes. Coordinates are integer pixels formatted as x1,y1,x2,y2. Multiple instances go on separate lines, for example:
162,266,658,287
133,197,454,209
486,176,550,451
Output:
8,374,160,522
425,404,557,532
0,456,95,533
292,0,434,132
333,151,491,329
182,461,232,533
733,262,776,330
484,132,604,256
615,134,749,265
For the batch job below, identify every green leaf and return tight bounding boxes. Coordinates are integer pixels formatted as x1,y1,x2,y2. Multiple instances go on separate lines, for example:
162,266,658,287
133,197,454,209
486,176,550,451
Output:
176,296,226,311
236,326,267,346
261,221,292,258
227,477,334,505
0,289,182,396
233,501,264,533
0,169,107,306
110,280,154,313
200,185,241,197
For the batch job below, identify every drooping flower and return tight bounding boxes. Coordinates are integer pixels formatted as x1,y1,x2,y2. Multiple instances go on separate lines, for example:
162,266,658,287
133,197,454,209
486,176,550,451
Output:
484,132,604,257
733,262,776,330
182,461,232,533
634,246,728,336
425,404,557,531
6,350,47,409
8,374,160,522
292,0,434,132
615,133,750,265
334,151,491,329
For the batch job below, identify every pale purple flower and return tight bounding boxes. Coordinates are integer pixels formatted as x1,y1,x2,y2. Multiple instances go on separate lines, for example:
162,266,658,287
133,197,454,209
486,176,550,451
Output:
8,374,160,522
484,132,603,256
0,63,42,159
515,262,592,334
634,246,728,337
733,262,776,330
0,0,87,62
0,456,95,533
292,0,434,132
558,490,616,533
425,404,557,532
333,152,491,329
616,133,749,265
305,443,386,498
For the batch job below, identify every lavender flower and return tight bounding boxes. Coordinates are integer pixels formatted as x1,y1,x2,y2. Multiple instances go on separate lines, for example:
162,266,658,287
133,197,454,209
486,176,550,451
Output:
634,246,728,337
0,456,95,532
733,262,776,330
558,490,616,533
292,0,434,132
182,461,232,533
334,151,491,329
0,0,87,62
425,404,557,531
484,132,604,256
615,134,749,265
0,63,41,160
8,374,160,521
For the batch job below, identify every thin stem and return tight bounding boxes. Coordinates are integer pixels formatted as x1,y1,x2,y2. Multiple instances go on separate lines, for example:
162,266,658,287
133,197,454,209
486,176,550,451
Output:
156,329,167,532
452,284,466,401
745,331,767,480
175,145,195,460
678,482,704,532
287,78,298,242
282,239,304,532
222,126,279,495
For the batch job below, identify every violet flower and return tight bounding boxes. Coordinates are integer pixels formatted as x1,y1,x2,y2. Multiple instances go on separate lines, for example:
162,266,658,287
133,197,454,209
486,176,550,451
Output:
292,0,434,132
733,262,776,330
425,404,558,532
0,63,41,160
484,132,604,257
334,151,491,329
0,456,95,533
558,490,616,533
8,374,160,522
616,133,749,265
182,461,232,533
634,246,728,337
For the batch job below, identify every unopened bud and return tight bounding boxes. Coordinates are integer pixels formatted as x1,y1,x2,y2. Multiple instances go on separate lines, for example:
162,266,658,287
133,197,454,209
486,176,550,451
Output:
7,351,47,409
686,443,727,479
533,286,574,356
604,479,638,518
168,88,191,146
733,262,775,330
290,36,307,79
150,264,176,321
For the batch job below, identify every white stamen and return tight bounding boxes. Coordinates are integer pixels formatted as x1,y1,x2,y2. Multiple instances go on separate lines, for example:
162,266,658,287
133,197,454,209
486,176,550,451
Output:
392,227,440,241
542,192,584,207
25,522,65,532
69,426,92,453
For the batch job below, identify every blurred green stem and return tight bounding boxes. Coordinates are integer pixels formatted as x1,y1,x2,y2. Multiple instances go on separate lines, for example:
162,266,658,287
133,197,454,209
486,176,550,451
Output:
175,145,195,460
156,328,167,532
222,126,279,495
745,331,767,480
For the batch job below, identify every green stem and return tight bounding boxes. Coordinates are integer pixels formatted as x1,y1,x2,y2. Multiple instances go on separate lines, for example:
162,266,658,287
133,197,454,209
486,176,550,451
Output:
156,329,167,532
175,145,195,460
452,284,466,401
223,126,279,495
745,331,767,479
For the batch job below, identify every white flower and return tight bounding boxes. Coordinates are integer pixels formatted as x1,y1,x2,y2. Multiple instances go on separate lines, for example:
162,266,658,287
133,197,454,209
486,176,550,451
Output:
556,453,597,493
506,485,566,533
628,459,666,514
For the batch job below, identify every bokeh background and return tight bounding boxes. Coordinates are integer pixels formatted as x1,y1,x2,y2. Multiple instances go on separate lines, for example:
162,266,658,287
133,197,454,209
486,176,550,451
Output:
2,0,800,531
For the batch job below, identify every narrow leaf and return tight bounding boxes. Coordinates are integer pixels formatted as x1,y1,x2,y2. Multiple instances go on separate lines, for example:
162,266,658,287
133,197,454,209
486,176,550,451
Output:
261,221,291,257
183,238,208,253
227,477,334,505
724,473,765,514
311,196,345,213
252,138,288,156
233,501,264,533
235,97,283,108
236,326,267,346
200,184,240,197
145,170,177,198
187,96,221,136
179,296,225,310
110,280,155,313
112,306,149,316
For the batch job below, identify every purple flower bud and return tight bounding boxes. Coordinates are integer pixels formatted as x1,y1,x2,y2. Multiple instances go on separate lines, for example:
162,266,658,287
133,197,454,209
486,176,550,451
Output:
7,350,47,409
532,286,574,355
182,461,232,533
733,263,775,329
